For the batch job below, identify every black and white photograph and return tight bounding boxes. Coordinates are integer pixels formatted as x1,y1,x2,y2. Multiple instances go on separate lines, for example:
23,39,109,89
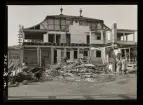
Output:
7,5,137,100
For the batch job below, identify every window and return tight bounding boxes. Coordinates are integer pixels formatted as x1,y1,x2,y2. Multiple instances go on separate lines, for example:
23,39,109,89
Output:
48,34,55,43
61,50,64,57
91,23,96,30
97,23,102,29
107,31,111,40
95,32,101,40
96,50,101,57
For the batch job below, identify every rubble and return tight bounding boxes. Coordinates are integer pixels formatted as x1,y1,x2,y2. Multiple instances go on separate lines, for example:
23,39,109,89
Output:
8,58,118,87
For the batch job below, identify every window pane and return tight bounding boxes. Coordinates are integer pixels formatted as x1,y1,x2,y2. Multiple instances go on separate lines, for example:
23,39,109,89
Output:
48,25,54,30
55,19,60,25
97,23,102,29
66,20,71,25
82,21,88,26
96,50,101,57
55,25,60,30
61,25,66,30
61,20,66,25
48,19,54,25
65,26,69,31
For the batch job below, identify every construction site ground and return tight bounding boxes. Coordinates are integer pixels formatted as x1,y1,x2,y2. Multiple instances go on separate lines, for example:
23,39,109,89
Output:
8,73,136,100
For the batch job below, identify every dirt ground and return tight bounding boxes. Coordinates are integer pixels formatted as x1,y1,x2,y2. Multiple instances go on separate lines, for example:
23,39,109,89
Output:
8,74,137,100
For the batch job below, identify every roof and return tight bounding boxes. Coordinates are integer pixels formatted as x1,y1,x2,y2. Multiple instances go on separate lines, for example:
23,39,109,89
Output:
45,14,104,22
117,29,137,32
23,14,104,29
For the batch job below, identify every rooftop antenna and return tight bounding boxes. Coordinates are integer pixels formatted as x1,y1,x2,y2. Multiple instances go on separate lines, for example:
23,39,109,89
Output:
80,8,82,17
60,6,63,15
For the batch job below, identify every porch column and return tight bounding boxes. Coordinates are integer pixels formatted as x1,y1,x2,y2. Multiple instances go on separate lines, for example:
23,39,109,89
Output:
77,48,80,59
101,31,103,40
70,50,74,61
54,34,56,43
57,49,61,63
37,47,39,65
123,33,125,41
39,47,41,67
64,48,67,58
51,47,54,64
133,32,135,42
129,48,130,63
126,34,128,41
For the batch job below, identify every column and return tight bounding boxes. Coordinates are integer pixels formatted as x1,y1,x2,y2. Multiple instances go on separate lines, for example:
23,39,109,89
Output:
126,34,128,41
77,48,80,59
129,48,130,63
51,47,54,64
123,33,125,41
133,32,135,42
39,47,41,67
37,47,39,65
54,34,56,43
70,50,74,61
90,31,92,44
101,31,103,40
57,49,61,63
64,48,67,58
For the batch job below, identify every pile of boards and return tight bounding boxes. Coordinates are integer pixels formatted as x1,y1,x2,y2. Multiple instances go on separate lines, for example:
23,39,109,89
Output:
8,59,116,87
43,59,115,82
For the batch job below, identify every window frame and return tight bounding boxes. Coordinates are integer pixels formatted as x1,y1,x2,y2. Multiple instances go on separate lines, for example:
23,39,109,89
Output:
96,50,101,58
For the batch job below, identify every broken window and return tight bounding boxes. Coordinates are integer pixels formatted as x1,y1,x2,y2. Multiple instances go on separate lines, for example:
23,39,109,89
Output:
55,19,60,30
97,23,102,29
74,50,78,59
95,32,101,40
48,34,55,43
84,50,88,57
56,34,61,43
91,23,96,30
96,50,101,58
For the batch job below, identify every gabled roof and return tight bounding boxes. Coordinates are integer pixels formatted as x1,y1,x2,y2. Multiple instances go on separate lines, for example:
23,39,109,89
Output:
23,14,105,30
45,14,104,22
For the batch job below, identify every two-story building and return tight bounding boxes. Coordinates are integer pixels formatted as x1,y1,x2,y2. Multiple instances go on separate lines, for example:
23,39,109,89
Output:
17,9,137,67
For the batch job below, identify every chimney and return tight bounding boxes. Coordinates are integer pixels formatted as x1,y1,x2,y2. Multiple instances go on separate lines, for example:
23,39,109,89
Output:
111,23,117,44
80,8,82,17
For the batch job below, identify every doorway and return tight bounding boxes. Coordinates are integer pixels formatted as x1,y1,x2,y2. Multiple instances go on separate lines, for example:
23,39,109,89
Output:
86,35,90,44
54,49,57,63
66,51,70,60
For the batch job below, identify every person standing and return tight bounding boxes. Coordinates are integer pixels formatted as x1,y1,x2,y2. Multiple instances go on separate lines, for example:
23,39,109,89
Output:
108,62,113,73
116,58,122,74
121,57,127,75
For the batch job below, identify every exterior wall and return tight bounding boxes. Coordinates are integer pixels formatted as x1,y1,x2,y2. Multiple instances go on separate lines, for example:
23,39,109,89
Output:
90,31,104,44
41,48,51,67
69,22,90,43
90,49,104,65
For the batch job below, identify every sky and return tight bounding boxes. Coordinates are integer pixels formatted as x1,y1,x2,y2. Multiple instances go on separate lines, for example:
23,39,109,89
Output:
8,5,137,46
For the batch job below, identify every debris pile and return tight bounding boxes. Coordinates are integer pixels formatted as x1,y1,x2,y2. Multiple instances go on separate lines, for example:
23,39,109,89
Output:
8,58,116,87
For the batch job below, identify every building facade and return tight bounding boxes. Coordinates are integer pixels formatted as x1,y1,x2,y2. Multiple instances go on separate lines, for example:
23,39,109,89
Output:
17,11,137,67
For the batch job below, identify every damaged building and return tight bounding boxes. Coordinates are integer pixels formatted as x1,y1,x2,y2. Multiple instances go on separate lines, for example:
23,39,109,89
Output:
13,8,137,68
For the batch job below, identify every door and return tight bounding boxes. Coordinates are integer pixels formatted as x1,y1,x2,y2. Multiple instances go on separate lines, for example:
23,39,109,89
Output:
66,51,70,59
54,49,57,63
86,35,90,44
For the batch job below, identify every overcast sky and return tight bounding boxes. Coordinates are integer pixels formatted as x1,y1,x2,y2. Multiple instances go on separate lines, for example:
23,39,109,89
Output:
8,5,137,46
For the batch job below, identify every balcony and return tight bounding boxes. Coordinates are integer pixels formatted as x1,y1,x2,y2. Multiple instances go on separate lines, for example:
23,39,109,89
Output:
117,41,136,45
